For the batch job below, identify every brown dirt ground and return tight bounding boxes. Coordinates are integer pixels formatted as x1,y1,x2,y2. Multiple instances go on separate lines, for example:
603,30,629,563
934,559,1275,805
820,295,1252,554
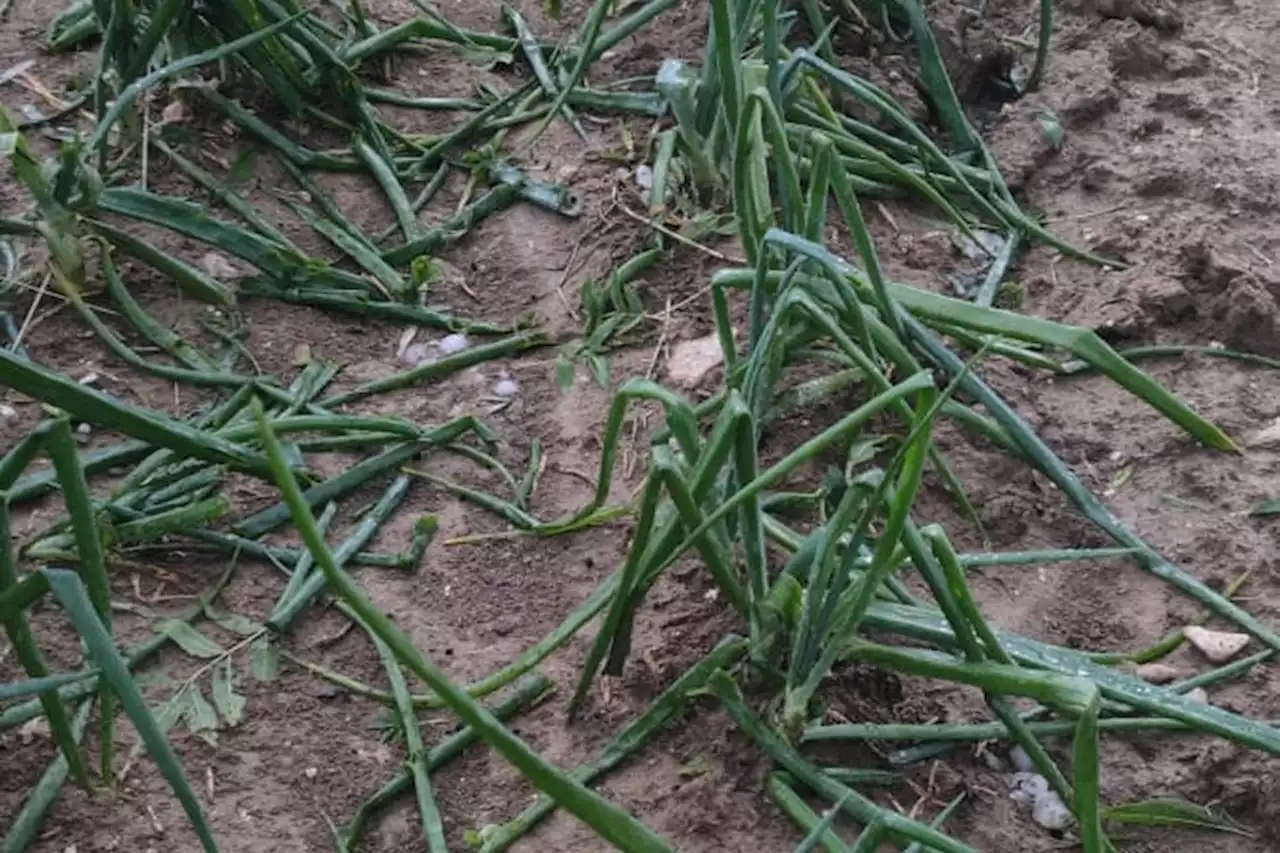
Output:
3,0,1280,851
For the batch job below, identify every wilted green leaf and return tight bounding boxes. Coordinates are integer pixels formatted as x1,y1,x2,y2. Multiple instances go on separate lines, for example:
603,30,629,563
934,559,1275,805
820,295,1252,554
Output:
203,602,262,636
250,635,280,682
460,46,513,70
159,620,225,659
411,255,435,289
555,352,576,392
227,148,258,185
678,753,714,779
585,352,610,389
212,658,246,727
134,670,178,690
1250,499,1280,517
185,684,219,746
154,690,190,736
845,436,890,473
1103,797,1253,836
1038,109,1065,152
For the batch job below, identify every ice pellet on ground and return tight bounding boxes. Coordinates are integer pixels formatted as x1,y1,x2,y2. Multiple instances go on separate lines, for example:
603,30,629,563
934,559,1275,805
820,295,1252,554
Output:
635,164,653,191
493,377,520,397
1009,745,1034,772
438,333,470,355
401,342,434,366
1031,789,1073,832
1009,771,1049,808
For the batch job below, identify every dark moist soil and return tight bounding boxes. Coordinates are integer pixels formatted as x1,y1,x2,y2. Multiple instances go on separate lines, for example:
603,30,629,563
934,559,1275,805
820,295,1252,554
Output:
3,0,1280,851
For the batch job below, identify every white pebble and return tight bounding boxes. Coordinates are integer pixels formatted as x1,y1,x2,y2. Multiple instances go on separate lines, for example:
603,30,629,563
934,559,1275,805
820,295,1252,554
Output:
1183,626,1250,664
493,377,519,397
1134,662,1179,684
1031,789,1073,832
0,403,16,420
438,333,470,355
1184,687,1210,705
635,164,654,191
1009,745,1034,772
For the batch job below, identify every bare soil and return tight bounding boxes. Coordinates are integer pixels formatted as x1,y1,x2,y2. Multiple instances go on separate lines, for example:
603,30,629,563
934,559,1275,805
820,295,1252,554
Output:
2,0,1280,851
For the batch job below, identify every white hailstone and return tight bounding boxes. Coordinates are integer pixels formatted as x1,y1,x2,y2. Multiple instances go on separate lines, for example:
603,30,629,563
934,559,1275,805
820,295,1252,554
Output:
200,252,241,282
1031,789,1073,832
635,164,654,191
1009,745,1034,773
1009,771,1048,808
401,342,434,366
493,377,520,397
1184,687,1210,705
1010,773,1073,832
0,403,17,420
438,333,470,355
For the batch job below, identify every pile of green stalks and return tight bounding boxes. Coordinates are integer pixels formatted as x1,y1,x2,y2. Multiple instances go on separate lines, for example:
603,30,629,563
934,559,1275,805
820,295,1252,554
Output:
2,0,1277,851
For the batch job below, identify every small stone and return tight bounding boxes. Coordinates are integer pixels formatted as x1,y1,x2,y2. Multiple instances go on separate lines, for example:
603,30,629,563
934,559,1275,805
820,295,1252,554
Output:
314,684,345,700
200,252,241,282
1134,662,1179,684
1183,626,1250,663
438,333,470,355
1184,687,1210,705
666,335,724,389
304,767,318,779
19,716,50,744
291,343,311,367
1245,418,1280,449
161,100,186,124
1031,789,1073,832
